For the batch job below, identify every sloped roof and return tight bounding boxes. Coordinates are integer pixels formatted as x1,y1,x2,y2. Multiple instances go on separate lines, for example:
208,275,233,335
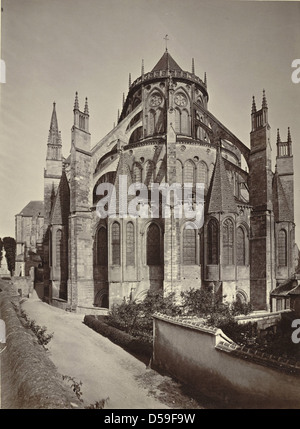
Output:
17,201,44,217
271,278,299,297
152,50,182,72
273,172,293,222
207,150,238,214
50,171,70,225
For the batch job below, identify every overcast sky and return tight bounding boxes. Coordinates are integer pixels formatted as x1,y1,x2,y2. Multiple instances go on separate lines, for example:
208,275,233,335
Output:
1,0,300,243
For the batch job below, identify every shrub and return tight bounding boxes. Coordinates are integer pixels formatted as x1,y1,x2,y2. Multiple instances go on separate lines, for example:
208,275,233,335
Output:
19,308,54,347
83,315,152,356
107,290,181,341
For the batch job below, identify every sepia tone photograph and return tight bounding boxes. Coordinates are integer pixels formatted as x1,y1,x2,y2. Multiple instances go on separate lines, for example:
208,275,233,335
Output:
0,0,300,413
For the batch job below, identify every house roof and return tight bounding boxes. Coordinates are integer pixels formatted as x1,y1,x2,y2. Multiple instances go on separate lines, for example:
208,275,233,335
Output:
17,201,44,217
151,50,182,73
271,278,300,297
207,149,238,214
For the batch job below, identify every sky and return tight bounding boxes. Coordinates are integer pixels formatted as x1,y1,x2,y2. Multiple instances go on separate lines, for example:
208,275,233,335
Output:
0,0,300,243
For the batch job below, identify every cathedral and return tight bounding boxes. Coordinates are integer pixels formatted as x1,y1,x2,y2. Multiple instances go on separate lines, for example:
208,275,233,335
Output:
16,49,297,313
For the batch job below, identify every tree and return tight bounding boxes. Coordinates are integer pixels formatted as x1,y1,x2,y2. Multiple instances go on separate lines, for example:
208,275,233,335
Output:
0,238,3,264
3,237,16,275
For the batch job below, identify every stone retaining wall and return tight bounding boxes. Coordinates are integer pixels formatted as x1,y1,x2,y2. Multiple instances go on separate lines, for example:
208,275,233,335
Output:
152,313,300,408
0,280,82,409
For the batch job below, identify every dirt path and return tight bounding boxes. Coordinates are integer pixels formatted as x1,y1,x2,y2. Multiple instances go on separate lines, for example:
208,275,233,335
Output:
20,294,206,409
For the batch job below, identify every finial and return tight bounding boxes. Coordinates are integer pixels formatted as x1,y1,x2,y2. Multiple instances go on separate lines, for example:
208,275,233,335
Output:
84,97,89,114
287,127,292,143
192,58,195,74
122,92,125,106
204,72,207,86
164,34,169,52
277,128,281,143
141,59,144,75
74,91,79,110
117,109,120,122
262,89,267,108
129,73,131,88
53,101,56,108
251,95,256,113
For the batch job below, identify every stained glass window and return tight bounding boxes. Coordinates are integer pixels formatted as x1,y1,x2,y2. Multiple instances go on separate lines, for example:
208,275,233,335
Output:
223,218,234,265
278,229,287,266
236,227,246,266
184,160,194,184
181,110,189,134
112,222,120,265
126,222,135,266
183,228,197,265
208,219,218,265
56,229,62,266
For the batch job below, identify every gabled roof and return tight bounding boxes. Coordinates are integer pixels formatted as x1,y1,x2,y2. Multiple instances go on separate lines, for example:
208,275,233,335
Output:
17,201,44,217
152,50,182,72
207,150,238,214
50,170,70,225
271,278,299,297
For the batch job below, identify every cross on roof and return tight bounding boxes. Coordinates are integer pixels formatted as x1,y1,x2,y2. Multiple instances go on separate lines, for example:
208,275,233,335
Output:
164,34,169,51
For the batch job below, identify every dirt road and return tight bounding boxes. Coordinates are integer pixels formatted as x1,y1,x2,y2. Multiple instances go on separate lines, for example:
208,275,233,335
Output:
21,294,204,409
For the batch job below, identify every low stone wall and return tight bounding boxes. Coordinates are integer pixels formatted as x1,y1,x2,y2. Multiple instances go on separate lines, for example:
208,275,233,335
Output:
235,309,291,332
0,281,82,409
152,313,300,409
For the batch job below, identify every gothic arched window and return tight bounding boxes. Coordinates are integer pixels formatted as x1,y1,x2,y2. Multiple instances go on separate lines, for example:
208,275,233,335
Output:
155,107,164,134
126,222,135,266
112,222,121,265
278,229,287,267
56,229,62,267
197,161,208,189
237,226,246,266
183,228,197,265
148,110,155,135
175,108,181,133
223,218,234,265
132,163,142,183
147,223,161,265
144,161,154,186
184,160,194,185
208,219,219,265
176,160,183,185
181,109,189,135
97,227,108,266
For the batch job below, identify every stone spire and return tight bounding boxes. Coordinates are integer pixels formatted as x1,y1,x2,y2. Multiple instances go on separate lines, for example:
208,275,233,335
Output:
204,72,207,87
47,102,62,151
277,128,281,144
262,89,268,109
122,93,125,106
50,102,58,132
287,127,292,144
84,97,89,115
192,58,195,74
129,73,131,88
74,91,79,110
251,96,257,113
141,59,144,76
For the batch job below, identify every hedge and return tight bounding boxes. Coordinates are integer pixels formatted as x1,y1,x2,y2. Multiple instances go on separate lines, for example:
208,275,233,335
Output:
83,315,152,358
